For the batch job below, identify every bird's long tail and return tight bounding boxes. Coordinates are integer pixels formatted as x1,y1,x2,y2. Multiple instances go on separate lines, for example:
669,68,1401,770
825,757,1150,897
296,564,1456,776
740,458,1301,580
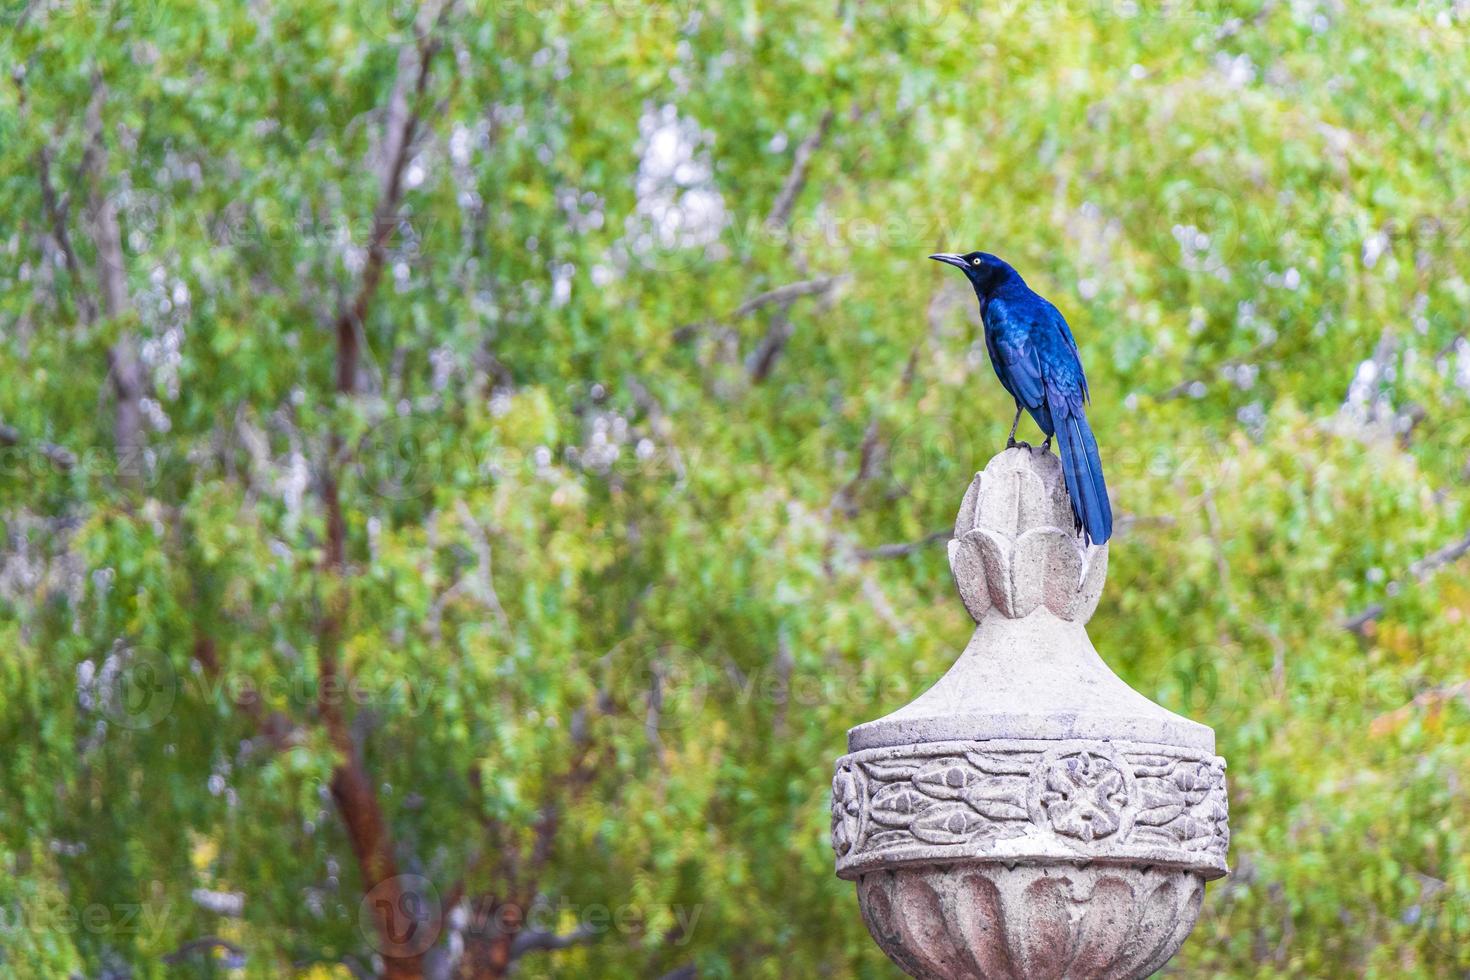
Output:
1054,409,1113,545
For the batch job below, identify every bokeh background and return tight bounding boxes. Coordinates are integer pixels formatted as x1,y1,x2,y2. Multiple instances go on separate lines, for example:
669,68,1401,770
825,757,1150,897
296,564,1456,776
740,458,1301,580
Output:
3,0,1470,976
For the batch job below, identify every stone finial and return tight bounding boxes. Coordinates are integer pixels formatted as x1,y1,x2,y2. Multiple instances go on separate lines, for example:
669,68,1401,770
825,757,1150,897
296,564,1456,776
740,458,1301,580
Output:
948,447,1108,623
832,447,1229,980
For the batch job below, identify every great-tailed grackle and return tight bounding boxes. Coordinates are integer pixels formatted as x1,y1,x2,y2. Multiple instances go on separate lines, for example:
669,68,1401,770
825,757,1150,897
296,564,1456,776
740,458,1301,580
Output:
930,251,1113,545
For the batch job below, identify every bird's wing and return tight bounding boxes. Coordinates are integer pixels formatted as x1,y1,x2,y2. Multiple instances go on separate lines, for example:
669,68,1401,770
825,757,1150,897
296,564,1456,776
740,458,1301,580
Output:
986,297,1046,409
1041,357,1087,416
1035,311,1087,413
1043,300,1090,403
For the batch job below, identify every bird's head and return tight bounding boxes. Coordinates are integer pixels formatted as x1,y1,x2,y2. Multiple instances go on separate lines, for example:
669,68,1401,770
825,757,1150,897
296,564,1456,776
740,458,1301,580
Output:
929,251,1016,296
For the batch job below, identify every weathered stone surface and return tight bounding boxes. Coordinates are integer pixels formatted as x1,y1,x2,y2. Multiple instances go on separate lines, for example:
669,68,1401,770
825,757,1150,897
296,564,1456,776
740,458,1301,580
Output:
858,864,1205,980
833,739,1227,879
845,614,1214,752
832,446,1229,980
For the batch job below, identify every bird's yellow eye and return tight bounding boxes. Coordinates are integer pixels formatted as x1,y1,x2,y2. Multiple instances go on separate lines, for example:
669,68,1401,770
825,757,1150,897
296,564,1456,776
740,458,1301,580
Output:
972,258,981,266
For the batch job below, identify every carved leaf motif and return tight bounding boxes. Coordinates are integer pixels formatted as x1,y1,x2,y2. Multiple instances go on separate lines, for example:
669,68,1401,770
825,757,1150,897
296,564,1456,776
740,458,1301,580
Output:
1126,755,1179,778
970,528,1014,615
1131,826,1176,846
910,804,987,845
1014,525,1078,620
1069,542,1108,622
1133,788,1186,827
975,463,1050,536
953,472,984,538
1175,815,1214,841
869,784,934,827
948,536,992,623
1010,527,1063,618
963,790,1029,822
861,760,921,782
953,774,1028,821
864,830,911,851
993,822,1030,841
1171,762,1214,805
964,751,1037,776
972,773,1024,797
830,764,867,857
913,759,981,800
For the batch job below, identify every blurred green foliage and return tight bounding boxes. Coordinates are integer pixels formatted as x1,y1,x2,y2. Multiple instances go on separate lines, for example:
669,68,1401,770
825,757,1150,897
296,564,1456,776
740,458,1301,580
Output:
2,0,1470,976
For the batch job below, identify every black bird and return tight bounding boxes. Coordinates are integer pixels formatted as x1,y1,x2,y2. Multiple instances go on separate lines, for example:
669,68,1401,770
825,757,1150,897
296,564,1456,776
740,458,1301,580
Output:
930,251,1113,545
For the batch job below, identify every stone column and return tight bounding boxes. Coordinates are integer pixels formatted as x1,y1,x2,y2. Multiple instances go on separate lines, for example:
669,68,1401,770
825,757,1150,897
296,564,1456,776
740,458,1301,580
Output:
831,447,1229,979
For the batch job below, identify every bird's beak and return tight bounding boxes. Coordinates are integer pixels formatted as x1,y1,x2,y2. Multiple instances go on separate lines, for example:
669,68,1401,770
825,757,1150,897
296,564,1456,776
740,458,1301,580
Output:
929,253,968,269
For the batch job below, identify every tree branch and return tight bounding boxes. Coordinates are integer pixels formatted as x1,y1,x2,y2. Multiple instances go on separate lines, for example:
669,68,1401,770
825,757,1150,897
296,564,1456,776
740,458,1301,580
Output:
1156,338,1276,402
856,529,950,560
162,936,245,967
189,631,301,750
826,416,882,519
744,302,794,383
729,274,846,320
83,82,130,322
765,108,833,230
507,925,597,962
1201,490,1236,615
452,499,511,632
334,24,444,395
315,16,449,977
81,79,145,478
12,65,93,322
0,421,76,470
1343,529,1470,633
672,275,846,341
1370,679,1470,737
1406,529,1470,579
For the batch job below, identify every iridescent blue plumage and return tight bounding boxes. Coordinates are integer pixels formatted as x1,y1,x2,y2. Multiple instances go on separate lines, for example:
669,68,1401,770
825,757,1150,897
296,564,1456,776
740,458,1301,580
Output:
931,251,1113,545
